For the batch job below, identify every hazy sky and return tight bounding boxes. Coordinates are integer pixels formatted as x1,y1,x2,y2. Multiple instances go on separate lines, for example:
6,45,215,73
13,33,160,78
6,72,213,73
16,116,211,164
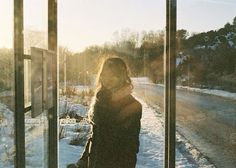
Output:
0,0,236,52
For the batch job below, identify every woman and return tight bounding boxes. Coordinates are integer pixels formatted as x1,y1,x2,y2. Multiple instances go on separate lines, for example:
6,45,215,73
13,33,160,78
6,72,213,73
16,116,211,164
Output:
68,57,142,168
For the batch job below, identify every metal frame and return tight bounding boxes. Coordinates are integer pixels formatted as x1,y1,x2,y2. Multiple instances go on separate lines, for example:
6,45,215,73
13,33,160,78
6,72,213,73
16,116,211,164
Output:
165,0,177,168
14,0,58,167
48,0,58,167
14,0,25,167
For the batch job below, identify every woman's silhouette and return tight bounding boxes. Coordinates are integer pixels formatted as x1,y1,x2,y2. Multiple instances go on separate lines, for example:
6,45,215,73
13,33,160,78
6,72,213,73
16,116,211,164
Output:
68,57,142,168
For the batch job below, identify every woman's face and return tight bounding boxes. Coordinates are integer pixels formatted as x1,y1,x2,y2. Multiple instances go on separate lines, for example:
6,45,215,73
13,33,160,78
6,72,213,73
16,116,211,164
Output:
101,69,120,90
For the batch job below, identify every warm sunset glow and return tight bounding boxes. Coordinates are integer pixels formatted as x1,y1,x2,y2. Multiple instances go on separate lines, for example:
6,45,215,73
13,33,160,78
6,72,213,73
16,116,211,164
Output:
1,0,236,51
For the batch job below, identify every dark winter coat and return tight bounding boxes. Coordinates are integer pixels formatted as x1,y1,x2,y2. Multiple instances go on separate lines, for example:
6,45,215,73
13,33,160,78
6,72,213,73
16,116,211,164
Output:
85,90,142,168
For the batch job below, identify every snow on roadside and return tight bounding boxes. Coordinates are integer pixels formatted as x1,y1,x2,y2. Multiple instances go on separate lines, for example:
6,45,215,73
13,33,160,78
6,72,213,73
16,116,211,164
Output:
131,77,236,100
134,95,198,168
176,85,236,101
132,77,152,84
134,94,216,168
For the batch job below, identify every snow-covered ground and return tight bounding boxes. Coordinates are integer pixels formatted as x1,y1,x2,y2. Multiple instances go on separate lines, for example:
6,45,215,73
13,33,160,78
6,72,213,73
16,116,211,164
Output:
59,119,90,168
135,96,199,168
58,92,215,168
131,77,236,100
0,101,51,168
0,95,213,167
0,82,217,168
0,103,14,168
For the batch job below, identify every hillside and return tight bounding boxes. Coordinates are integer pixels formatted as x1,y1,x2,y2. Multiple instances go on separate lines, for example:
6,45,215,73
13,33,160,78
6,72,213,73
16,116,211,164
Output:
177,17,236,92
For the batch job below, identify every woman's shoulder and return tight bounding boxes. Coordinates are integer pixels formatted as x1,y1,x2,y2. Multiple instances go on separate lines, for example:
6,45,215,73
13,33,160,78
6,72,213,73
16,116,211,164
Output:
128,95,142,112
118,95,142,119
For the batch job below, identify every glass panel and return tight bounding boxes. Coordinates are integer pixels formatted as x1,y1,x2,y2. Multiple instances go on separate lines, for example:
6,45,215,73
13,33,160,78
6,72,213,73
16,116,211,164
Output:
24,0,48,55
0,0,15,167
57,1,188,167
177,1,236,167
23,0,49,167
24,112,48,168
24,60,31,108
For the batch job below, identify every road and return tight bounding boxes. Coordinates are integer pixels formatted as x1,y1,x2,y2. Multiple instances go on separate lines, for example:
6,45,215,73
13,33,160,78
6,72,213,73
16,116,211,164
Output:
133,82,236,168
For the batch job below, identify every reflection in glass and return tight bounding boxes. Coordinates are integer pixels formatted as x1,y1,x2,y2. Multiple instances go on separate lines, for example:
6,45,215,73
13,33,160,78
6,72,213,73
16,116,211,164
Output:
0,0,15,167
24,60,31,108
24,112,48,168
176,1,236,167
23,0,49,167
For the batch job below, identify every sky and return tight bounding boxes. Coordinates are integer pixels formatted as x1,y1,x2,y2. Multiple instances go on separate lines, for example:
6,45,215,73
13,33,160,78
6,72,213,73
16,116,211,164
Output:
0,0,236,52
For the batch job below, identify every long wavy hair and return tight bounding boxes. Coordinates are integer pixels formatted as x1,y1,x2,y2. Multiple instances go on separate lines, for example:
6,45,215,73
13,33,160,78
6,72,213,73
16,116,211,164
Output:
88,56,133,123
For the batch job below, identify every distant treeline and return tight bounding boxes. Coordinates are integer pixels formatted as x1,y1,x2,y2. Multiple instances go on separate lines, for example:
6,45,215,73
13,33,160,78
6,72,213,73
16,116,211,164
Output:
60,16,236,91
0,16,235,92
59,29,165,85
0,48,14,91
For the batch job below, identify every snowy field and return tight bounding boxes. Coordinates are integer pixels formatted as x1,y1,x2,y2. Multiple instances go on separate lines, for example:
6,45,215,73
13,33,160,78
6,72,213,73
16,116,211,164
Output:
58,92,215,168
0,79,221,168
0,95,214,168
0,103,14,168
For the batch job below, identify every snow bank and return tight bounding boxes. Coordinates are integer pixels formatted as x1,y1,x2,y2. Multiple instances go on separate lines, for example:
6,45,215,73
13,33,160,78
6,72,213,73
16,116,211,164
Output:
135,96,202,168
132,77,236,100
176,85,236,100
132,77,152,84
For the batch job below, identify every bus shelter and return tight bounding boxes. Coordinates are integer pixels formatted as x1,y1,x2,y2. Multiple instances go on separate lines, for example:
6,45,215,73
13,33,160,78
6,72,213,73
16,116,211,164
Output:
13,0,176,167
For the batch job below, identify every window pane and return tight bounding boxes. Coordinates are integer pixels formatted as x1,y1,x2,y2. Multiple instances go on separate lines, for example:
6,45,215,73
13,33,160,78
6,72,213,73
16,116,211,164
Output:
24,0,48,55
58,1,177,168
0,0,15,167
23,0,49,167
24,60,31,108
177,1,236,167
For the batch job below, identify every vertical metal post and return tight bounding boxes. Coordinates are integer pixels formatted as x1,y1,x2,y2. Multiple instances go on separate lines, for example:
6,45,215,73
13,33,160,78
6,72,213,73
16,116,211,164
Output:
48,0,58,167
164,0,170,167
169,0,177,166
14,0,26,167
165,0,177,168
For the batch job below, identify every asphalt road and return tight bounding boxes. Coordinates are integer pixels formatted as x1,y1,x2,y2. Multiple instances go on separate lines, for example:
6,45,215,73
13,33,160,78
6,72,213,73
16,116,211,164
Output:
133,82,236,168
